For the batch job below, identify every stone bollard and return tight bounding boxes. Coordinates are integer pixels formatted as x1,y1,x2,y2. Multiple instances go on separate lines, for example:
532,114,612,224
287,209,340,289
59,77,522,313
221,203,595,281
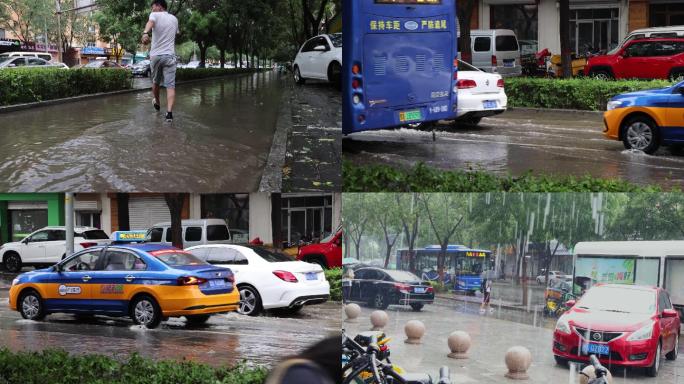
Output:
447,331,471,359
344,303,361,322
504,346,532,380
404,320,426,344
579,365,613,384
370,310,388,331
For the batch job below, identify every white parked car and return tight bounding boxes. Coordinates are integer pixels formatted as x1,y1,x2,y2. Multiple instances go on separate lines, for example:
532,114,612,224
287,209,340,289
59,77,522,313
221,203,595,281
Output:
185,244,330,316
455,59,507,126
536,270,571,285
0,226,111,273
293,33,342,86
145,219,232,249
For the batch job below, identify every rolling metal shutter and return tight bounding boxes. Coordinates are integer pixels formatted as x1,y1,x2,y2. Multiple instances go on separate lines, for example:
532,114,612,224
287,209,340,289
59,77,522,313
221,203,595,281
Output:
128,197,171,230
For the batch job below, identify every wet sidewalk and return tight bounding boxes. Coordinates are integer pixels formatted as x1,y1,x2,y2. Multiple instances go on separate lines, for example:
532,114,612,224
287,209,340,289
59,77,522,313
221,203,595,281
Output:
282,81,341,192
343,303,684,383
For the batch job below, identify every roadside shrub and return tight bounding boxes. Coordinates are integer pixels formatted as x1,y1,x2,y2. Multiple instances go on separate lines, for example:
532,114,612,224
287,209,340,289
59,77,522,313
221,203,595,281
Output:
176,68,256,81
0,68,132,106
325,268,342,302
343,161,665,192
0,348,267,384
429,281,449,294
505,77,672,111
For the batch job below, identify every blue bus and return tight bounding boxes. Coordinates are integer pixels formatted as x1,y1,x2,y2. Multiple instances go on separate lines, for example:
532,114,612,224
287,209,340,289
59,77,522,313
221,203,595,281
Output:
396,245,493,293
342,0,458,134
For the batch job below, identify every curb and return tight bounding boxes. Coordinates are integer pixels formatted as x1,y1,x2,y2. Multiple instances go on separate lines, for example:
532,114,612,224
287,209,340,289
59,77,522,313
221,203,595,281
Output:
0,72,257,114
507,106,604,116
259,81,293,192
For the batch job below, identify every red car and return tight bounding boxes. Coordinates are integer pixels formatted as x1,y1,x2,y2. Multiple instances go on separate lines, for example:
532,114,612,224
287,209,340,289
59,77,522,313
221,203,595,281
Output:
584,38,684,81
296,228,342,269
553,284,679,377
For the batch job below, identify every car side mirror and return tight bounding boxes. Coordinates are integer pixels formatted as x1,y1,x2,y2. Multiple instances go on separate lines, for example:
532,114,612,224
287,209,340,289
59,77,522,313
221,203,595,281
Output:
565,299,576,308
662,308,679,318
22,238,30,244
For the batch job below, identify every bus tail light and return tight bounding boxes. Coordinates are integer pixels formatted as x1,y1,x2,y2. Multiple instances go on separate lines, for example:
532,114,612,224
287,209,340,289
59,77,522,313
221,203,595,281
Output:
497,79,505,88
491,55,498,67
352,79,361,89
352,64,361,75
457,79,476,89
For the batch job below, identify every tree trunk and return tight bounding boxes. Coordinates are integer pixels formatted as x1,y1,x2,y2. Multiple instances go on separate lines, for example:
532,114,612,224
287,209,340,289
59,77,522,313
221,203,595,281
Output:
271,193,282,249
559,0,572,78
220,48,225,69
164,193,186,249
199,44,208,67
457,0,476,64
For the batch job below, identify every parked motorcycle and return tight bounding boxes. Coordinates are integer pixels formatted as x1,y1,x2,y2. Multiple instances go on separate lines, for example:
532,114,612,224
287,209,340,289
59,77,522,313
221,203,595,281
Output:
342,330,450,384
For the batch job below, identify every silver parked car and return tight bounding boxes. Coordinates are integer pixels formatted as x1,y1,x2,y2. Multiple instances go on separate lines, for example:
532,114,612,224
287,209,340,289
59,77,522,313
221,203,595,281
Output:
0,56,66,69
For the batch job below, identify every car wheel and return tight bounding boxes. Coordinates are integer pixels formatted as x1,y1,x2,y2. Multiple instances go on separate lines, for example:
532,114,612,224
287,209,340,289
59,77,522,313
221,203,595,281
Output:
622,116,660,154
185,314,211,325
410,303,424,312
328,61,342,89
238,285,263,316
374,293,389,309
294,66,305,85
19,290,46,321
590,69,612,80
666,334,679,360
553,355,567,366
130,295,162,328
646,341,661,377
3,252,22,273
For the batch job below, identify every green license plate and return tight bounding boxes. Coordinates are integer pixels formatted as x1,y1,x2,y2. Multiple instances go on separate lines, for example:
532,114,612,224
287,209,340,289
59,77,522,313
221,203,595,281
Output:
399,110,422,122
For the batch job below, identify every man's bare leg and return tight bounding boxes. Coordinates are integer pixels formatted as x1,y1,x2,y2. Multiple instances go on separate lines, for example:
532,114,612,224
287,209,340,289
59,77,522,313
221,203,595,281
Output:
152,83,161,110
167,88,175,113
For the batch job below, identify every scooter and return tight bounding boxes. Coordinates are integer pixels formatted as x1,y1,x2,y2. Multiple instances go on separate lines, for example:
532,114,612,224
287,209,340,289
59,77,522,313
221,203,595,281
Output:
342,330,450,384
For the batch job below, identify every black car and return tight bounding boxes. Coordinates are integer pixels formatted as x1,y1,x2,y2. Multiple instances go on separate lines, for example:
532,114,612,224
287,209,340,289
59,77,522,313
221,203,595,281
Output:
347,267,434,311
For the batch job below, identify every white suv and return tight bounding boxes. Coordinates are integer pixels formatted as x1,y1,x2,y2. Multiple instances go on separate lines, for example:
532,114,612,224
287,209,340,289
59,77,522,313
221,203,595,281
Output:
0,226,111,273
293,33,342,86
144,218,233,249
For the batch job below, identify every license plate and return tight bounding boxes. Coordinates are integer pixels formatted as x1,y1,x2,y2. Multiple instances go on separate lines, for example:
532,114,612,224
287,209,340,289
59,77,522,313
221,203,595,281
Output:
209,279,226,287
414,287,426,294
483,100,497,109
582,343,609,356
306,272,317,281
504,60,514,68
399,109,422,122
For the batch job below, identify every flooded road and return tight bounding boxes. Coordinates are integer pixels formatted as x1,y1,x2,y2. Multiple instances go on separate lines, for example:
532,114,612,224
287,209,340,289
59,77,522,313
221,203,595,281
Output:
344,299,684,383
0,71,284,192
0,287,340,368
343,109,684,188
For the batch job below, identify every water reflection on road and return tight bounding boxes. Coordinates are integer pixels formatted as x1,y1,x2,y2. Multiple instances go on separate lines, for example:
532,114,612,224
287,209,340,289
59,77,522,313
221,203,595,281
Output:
0,71,284,192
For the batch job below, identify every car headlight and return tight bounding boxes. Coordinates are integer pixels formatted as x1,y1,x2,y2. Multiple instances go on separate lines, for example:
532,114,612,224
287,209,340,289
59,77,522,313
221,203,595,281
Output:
555,317,572,334
627,322,654,342
606,100,625,111
11,278,19,286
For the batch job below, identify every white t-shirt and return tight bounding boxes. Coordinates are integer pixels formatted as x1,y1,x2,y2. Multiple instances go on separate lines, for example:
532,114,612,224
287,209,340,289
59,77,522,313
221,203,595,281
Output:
149,11,178,57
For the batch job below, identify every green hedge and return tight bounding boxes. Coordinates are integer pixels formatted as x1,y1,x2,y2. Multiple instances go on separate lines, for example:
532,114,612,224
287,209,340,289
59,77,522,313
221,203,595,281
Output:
0,348,267,384
505,77,672,111
325,268,342,302
0,68,132,106
176,68,256,81
343,161,664,192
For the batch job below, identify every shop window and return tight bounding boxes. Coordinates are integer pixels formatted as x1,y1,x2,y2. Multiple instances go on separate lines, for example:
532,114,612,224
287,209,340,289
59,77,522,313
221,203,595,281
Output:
201,194,249,231
651,4,684,28
10,209,48,242
148,228,163,242
490,4,538,43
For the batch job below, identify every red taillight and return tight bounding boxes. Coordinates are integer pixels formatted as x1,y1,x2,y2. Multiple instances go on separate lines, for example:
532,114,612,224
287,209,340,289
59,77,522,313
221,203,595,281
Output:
79,242,97,248
177,276,208,286
491,55,497,67
497,78,504,88
352,79,360,89
352,64,361,75
273,270,298,283
457,79,477,89
426,286,434,293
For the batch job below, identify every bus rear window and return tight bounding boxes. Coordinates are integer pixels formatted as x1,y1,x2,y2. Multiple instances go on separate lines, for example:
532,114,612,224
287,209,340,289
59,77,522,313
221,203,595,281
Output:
374,0,441,4
496,35,519,52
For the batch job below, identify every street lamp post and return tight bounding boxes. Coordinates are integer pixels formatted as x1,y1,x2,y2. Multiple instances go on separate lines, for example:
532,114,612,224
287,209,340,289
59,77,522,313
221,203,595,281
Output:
55,0,63,63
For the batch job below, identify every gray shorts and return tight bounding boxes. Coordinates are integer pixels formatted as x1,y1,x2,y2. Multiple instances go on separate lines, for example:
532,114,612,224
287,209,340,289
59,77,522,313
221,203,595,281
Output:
150,55,176,89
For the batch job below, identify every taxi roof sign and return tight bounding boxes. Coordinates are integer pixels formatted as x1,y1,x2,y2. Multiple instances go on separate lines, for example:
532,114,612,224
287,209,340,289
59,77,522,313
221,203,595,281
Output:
112,231,147,242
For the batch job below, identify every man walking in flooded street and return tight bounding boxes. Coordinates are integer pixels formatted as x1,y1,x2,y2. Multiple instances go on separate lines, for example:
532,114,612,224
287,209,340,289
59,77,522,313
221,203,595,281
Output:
142,0,179,122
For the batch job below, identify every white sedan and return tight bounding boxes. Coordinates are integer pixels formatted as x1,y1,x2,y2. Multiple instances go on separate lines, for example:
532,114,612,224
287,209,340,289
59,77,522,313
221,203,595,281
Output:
454,59,507,125
185,244,330,316
293,33,342,86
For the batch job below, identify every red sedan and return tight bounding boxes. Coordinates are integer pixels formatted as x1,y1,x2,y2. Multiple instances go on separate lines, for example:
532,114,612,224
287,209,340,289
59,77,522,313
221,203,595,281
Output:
584,38,684,81
552,284,679,377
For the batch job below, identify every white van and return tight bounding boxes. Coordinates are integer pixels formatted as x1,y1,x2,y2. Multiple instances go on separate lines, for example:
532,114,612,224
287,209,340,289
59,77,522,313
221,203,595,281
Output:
0,51,53,62
466,29,522,77
144,219,233,249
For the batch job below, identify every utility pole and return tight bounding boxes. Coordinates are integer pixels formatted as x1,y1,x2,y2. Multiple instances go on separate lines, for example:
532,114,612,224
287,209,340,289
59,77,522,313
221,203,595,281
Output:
55,0,63,62
65,193,74,256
